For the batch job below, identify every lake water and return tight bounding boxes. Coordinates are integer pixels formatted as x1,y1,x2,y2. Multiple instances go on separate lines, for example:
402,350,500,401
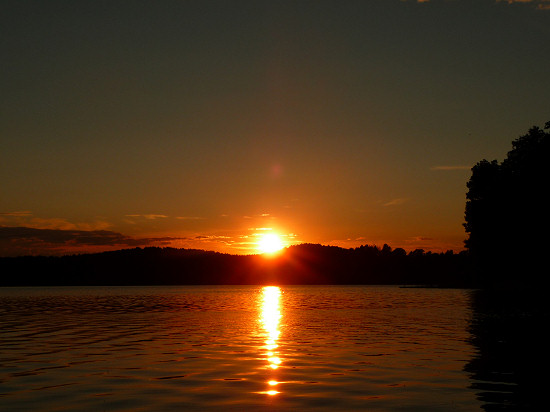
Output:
0,285,539,411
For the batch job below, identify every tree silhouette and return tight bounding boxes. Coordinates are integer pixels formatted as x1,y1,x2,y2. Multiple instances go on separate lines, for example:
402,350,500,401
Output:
0,243,469,287
464,121,550,288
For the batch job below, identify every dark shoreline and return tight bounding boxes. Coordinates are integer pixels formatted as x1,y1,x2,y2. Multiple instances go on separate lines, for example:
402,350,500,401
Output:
0,244,471,288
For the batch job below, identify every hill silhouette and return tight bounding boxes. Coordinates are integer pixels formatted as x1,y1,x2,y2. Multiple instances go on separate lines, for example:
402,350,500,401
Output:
0,243,470,287
5,121,547,289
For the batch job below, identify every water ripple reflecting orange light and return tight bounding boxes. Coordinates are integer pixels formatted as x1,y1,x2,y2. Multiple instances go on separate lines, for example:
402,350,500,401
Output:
260,286,282,395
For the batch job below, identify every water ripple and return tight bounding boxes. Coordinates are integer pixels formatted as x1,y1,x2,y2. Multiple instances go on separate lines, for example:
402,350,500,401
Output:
0,285,481,411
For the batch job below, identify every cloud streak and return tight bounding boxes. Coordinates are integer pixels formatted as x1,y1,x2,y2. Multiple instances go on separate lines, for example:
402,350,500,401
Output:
0,225,272,256
0,227,184,257
383,198,409,207
125,214,168,220
0,211,33,217
430,165,471,171
0,211,111,231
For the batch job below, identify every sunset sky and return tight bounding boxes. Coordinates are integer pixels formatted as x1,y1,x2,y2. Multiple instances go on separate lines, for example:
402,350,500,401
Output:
1,0,549,256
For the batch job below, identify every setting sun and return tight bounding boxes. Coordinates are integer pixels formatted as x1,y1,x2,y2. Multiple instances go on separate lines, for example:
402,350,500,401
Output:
257,233,284,254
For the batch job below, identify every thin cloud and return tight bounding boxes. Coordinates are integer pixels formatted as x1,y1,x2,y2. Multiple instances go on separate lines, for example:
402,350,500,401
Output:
0,211,33,217
125,214,168,220
191,234,234,248
194,235,230,240
430,165,471,171
144,214,168,220
410,236,434,242
0,226,184,256
383,198,409,207
0,212,111,232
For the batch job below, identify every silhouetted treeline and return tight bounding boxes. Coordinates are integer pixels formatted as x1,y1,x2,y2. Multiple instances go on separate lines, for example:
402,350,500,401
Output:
464,120,550,289
0,244,471,287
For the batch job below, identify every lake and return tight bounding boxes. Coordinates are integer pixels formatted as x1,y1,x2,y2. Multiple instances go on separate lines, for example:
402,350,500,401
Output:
0,285,541,410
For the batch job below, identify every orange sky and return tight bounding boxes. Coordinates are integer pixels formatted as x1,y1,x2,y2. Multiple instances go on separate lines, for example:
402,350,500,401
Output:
1,0,550,257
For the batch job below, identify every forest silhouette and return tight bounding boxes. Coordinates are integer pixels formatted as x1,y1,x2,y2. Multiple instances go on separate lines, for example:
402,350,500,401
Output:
464,120,550,290
0,244,469,287
458,120,549,410
1,121,548,288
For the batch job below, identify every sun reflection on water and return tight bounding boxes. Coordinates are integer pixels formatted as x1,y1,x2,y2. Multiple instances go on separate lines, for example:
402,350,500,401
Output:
260,286,282,395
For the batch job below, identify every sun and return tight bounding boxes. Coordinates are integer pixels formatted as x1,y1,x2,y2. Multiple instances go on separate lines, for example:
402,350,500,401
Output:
257,233,284,254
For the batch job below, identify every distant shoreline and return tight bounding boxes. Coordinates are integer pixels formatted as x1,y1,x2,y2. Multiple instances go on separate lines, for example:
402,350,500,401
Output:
0,244,471,288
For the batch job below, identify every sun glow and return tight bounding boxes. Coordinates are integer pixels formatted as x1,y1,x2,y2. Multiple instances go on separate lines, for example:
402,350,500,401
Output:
257,233,284,254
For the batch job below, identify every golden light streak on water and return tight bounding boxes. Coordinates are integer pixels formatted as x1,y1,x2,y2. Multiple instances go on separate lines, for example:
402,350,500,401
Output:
260,286,282,394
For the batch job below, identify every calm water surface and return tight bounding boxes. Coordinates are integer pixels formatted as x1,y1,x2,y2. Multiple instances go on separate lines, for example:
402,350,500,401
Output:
0,285,513,410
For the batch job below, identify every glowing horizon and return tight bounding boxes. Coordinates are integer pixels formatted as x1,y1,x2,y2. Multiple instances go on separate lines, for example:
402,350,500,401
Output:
2,1,546,258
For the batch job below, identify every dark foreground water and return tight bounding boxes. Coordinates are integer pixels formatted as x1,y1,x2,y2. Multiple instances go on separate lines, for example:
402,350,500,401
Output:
0,285,542,411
